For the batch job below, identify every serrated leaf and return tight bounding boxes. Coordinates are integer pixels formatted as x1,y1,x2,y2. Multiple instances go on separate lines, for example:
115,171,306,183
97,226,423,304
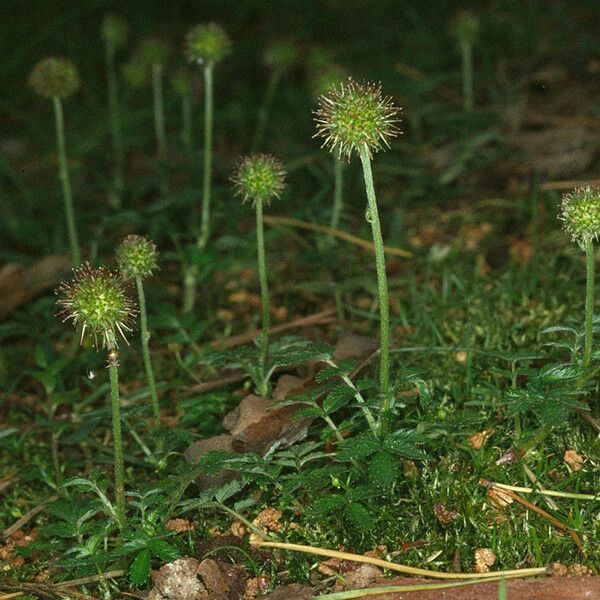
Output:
322,386,352,415
384,429,427,459
337,432,381,460
368,452,397,488
345,502,374,530
148,538,180,561
539,363,582,382
310,494,346,517
130,548,151,586
214,479,243,503
294,405,324,419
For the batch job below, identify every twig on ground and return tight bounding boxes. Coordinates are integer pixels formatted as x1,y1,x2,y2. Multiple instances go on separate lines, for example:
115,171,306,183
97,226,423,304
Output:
263,215,412,258
1,495,58,540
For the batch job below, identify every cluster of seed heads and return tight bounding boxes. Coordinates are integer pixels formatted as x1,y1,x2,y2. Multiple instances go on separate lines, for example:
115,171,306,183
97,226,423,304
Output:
314,78,401,159
185,23,231,65
559,186,600,245
116,235,159,280
232,154,286,206
57,264,136,349
29,57,79,99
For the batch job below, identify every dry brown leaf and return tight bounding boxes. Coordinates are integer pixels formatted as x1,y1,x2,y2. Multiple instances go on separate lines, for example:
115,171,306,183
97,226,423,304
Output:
474,547,497,573
563,449,584,472
434,504,460,524
487,487,513,509
468,428,495,450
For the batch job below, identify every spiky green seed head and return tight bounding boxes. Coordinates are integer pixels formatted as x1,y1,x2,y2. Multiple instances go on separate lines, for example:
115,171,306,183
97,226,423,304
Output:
450,11,480,46
559,186,600,245
57,264,137,349
172,68,194,96
29,57,79,99
263,39,299,74
122,59,148,88
314,78,401,160
232,154,286,206
102,14,128,48
185,23,231,65
310,64,350,98
116,235,159,280
137,37,170,68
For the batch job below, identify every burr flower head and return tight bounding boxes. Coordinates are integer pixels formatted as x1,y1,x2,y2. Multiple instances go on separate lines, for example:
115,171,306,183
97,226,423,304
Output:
559,186,600,244
451,11,480,45
137,37,170,67
185,23,231,65
122,59,148,88
57,264,137,349
116,235,159,280
263,39,299,74
29,57,79,99
314,78,401,159
102,14,128,48
172,68,194,96
310,64,350,98
232,154,286,206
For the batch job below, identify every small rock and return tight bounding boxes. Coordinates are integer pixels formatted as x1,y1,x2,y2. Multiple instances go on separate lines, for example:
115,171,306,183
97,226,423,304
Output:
563,449,584,472
474,548,497,573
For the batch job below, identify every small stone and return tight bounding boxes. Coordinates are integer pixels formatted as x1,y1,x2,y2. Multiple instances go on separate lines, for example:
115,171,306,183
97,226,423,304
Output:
474,548,496,573
563,449,584,472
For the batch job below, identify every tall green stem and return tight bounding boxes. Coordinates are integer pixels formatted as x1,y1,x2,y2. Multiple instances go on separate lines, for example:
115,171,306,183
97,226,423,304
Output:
135,276,159,423
583,237,595,369
252,71,280,152
108,350,126,528
358,145,390,434
197,62,214,249
181,93,194,163
105,40,124,207
461,40,473,111
256,200,270,396
328,154,344,241
152,63,168,197
52,97,81,265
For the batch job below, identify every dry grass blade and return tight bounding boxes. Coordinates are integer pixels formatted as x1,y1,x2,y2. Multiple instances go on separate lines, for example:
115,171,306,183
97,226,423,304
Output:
252,540,548,580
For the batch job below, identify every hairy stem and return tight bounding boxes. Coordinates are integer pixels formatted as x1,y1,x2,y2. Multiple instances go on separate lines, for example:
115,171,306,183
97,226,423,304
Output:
52,97,81,265
181,93,194,163
328,154,344,242
583,237,595,369
197,62,214,249
256,200,270,396
152,63,168,197
108,351,126,528
252,71,280,152
460,40,474,111
136,275,159,424
358,145,391,435
105,39,124,207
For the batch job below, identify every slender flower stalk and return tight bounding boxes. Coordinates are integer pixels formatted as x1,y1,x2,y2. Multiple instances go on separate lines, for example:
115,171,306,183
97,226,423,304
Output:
558,186,600,369
232,154,286,396
253,39,299,151
116,235,160,423
125,38,170,196
57,264,137,527
314,78,401,435
172,69,195,163
30,58,81,265
450,11,479,111
102,15,128,208
182,23,231,312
